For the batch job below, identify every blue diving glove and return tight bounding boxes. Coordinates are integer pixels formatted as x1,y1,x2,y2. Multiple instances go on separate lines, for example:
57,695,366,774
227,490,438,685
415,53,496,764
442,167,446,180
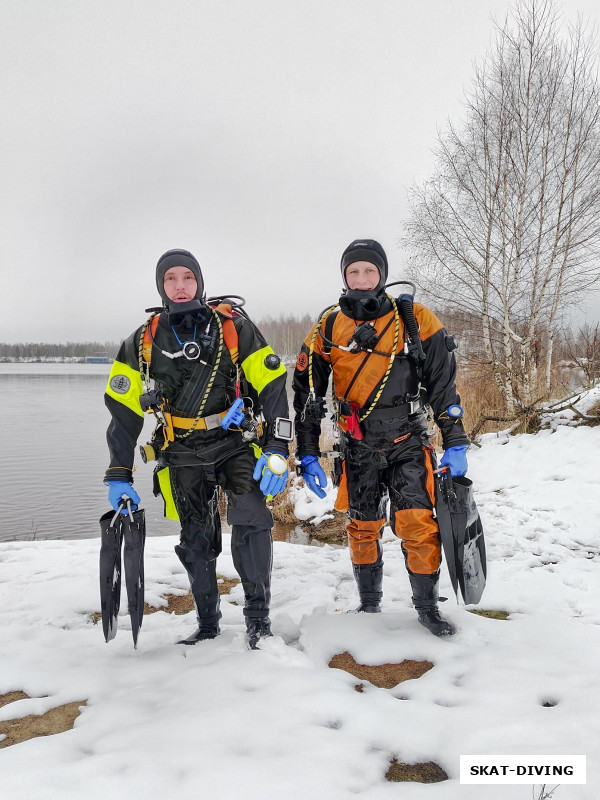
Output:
300,455,327,499
439,445,468,477
107,481,140,513
252,452,289,498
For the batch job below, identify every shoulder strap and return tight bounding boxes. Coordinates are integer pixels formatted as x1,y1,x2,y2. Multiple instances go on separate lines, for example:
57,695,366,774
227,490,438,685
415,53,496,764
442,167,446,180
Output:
143,307,239,366
142,314,161,364
212,303,239,364
322,309,339,356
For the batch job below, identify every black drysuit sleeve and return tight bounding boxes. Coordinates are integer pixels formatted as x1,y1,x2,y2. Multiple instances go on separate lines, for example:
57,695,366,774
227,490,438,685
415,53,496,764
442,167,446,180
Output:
292,324,332,458
420,323,470,449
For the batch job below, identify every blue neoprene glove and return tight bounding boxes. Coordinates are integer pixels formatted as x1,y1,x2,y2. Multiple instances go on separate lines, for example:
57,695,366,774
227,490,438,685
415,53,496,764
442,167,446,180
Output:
301,455,327,499
439,445,468,477
252,452,289,498
107,481,140,513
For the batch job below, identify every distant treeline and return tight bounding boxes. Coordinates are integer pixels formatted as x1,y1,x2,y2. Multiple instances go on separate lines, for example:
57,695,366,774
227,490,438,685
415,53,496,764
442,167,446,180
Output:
0,341,119,360
0,309,588,366
0,314,317,361
254,313,315,359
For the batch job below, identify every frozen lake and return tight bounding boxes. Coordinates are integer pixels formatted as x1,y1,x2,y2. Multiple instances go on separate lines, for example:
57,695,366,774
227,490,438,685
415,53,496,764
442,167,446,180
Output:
0,363,313,544
0,362,177,541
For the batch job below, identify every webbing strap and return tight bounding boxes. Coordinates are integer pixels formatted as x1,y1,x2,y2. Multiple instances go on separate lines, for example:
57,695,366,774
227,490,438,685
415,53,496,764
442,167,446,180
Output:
141,308,239,365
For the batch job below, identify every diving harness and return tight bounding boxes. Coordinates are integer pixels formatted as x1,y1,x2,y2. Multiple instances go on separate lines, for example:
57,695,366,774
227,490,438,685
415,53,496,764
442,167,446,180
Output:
136,296,267,463
301,282,426,438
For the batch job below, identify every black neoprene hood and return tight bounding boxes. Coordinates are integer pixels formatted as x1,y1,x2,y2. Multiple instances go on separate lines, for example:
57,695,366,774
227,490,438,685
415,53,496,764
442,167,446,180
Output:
155,249,205,305
340,239,389,291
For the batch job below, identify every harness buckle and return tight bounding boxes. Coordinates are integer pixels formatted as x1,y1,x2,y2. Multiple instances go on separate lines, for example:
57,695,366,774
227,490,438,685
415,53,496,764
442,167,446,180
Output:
203,413,223,430
409,399,422,415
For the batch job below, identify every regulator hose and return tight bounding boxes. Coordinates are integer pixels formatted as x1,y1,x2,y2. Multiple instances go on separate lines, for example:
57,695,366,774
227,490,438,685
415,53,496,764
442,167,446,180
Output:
398,292,426,368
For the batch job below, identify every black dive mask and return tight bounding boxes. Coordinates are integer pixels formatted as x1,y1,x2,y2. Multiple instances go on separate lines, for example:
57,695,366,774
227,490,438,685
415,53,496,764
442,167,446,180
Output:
165,298,209,326
339,288,387,321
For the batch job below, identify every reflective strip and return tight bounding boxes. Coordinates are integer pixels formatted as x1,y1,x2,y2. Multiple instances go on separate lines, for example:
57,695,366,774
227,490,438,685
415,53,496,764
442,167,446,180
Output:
105,361,144,418
241,346,286,395
157,468,179,521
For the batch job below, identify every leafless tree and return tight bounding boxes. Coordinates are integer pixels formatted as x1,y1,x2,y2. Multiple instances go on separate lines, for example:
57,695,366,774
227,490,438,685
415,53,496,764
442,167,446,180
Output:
532,784,560,800
404,0,600,414
256,313,315,358
563,321,600,387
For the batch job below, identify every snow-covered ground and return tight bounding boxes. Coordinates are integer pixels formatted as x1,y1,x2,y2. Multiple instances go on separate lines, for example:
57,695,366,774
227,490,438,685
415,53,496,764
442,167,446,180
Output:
1,390,599,799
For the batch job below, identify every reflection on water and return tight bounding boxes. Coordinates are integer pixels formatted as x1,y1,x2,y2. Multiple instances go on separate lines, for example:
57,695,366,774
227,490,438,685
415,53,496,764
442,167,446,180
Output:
0,363,335,546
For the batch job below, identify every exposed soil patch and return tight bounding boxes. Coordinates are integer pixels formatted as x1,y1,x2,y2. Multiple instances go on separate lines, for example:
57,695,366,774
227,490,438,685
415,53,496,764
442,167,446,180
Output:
307,512,347,544
145,579,240,616
468,609,510,620
273,511,348,546
583,399,600,424
329,652,433,689
217,576,241,595
0,691,30,709
0,701,86,749
144,593,195,615
91,576,242,623
386,758,448,783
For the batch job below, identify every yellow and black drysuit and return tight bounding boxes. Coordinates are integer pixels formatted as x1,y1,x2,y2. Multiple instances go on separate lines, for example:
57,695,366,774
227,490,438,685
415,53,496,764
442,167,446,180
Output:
104,300,289,638
293,295,469,620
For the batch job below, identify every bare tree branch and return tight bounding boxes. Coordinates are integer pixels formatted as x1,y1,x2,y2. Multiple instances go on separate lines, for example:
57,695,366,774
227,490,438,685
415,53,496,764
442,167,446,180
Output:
403,0,600,414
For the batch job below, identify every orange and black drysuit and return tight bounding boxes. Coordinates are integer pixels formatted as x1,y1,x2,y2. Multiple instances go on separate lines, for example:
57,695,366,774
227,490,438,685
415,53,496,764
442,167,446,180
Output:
293,297,469,605
105,304,289,630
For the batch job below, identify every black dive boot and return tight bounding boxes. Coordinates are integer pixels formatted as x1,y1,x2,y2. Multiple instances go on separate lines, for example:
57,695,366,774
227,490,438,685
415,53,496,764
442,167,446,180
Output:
409,571,456,637
245,616,273,650
175,544,221,645
242,581,272,650
230,524,273,650
352,550,383,613
177,601,221,645
178,625,220,644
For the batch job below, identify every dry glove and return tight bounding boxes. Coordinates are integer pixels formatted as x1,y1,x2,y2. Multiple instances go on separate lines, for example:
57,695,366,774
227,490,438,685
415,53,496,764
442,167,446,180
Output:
253,452,289,498
439,445,468,477
301,455,327,499
107,481,140,513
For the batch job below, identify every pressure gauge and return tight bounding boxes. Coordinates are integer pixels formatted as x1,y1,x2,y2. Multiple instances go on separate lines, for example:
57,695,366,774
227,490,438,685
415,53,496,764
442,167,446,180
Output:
267,454,288,475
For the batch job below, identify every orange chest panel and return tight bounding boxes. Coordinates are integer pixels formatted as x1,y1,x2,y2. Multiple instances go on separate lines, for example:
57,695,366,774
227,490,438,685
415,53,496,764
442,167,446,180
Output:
327,312,405,406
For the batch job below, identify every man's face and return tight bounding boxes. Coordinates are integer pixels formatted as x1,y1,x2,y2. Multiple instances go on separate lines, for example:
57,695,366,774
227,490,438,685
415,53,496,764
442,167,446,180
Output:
345,261,380,291
163,266,198,303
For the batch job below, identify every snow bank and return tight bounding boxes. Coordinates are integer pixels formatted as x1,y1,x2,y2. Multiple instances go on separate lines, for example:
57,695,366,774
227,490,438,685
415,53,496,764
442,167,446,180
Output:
1,399,599,798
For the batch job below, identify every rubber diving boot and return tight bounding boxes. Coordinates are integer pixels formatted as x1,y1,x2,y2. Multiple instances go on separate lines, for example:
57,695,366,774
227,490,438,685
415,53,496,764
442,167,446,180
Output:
352,559,383,613
177,622,221,645
174,542,222,644
409,571,456,637
177,595,221,644
245,616,273,650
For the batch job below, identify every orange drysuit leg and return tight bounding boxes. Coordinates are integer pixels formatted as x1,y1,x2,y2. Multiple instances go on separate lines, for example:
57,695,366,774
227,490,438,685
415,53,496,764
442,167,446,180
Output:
387,441,441,574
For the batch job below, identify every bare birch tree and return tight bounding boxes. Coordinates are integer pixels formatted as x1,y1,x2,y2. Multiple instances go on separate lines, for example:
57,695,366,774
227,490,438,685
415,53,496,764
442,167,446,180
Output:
563,321,600,388
404,0,600,413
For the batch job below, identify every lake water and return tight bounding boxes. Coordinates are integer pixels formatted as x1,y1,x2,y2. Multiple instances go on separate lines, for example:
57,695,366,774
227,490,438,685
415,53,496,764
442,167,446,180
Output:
0,363,323,544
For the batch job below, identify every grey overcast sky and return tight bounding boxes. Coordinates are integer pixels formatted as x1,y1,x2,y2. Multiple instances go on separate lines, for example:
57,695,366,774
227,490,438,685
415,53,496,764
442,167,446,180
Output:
1,0,599,343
